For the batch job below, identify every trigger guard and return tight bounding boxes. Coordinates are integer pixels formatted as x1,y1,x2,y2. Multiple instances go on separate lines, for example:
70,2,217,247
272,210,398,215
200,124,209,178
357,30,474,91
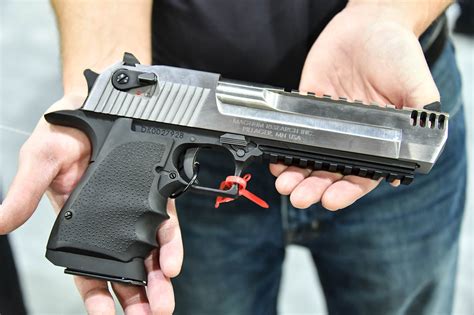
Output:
183,147,200,180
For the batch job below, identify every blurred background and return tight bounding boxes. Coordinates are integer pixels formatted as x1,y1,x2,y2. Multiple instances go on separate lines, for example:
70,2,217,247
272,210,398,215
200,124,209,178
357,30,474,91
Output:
0,1,473,314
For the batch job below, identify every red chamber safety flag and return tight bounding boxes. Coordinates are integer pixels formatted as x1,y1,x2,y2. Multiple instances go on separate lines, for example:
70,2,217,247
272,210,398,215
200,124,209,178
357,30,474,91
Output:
214,174,269,209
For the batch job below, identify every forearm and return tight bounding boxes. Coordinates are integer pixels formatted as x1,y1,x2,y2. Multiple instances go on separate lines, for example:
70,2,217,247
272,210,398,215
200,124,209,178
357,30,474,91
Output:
347,0,453,36
51,0,152,97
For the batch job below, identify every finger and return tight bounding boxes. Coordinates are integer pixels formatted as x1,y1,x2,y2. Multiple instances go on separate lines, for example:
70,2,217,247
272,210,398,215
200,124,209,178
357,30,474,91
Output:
0,144,59,234
145,249,175,315
269,163,289,177
157,200,183,278
404,76,440,107
321,176,381,211
274,166,312,195
390,179,401,187
289,171,343,209
111,282,151,315
74,276,115,315
403,54,440,107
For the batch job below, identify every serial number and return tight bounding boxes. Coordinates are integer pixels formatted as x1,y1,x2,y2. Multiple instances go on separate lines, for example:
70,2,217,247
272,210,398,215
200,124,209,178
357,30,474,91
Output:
138,126,184,139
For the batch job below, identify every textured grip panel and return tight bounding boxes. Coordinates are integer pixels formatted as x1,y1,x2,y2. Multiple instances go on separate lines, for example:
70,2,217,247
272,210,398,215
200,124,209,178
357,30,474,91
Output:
52,141,168,261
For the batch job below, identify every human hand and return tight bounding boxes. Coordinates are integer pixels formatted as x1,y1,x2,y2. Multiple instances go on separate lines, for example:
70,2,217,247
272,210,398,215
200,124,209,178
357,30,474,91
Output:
0,94,182,314
271,2,440,211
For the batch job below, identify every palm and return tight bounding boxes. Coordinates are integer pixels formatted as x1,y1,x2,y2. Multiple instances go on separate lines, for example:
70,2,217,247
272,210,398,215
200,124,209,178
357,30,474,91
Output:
300,11,438,108
271,9,440,210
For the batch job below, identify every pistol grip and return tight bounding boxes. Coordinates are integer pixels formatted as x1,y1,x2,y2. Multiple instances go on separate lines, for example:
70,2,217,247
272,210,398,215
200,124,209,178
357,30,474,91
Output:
46,117,172,285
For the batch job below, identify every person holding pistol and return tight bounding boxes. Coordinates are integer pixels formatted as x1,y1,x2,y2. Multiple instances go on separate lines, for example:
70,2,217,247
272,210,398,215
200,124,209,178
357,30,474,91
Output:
0,1,466,314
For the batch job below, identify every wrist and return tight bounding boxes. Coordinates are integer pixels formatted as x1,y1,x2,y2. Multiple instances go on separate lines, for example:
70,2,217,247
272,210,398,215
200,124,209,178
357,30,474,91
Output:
62,93,87,106
62,48,151,98
346,0,452,37
45,94,87,114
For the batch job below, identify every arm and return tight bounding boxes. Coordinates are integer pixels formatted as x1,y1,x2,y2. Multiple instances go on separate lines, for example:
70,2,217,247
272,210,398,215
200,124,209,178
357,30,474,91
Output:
52,0,153,97
0,1,181,314
272,1,451,210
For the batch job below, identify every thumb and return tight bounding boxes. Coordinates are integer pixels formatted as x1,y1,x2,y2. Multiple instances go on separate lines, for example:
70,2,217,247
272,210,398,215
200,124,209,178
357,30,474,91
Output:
0,143,59,234
404,73,440,108
389,41,441,108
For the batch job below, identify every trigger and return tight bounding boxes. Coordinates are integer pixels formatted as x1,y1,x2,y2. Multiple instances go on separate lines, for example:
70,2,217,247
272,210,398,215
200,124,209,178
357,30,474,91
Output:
183,148,200,181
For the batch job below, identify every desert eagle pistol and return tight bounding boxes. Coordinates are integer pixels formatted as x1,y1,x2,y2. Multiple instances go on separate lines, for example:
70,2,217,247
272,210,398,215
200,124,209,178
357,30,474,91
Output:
45,53,448,285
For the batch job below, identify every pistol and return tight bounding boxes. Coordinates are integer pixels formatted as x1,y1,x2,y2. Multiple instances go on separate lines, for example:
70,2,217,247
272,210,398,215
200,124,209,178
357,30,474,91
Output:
45,53,448,285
